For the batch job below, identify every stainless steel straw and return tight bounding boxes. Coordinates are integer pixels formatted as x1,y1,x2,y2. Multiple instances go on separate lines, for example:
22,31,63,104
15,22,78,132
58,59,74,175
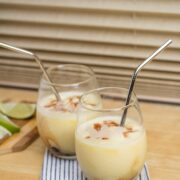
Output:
120,39,172,126
0,42,61,101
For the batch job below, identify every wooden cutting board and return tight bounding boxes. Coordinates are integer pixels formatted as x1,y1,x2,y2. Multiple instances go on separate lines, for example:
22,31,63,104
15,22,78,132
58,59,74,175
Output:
0,117,39,155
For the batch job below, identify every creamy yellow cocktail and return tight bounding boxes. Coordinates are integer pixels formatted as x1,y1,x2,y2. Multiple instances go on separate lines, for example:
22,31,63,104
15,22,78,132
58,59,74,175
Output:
75,116,147,180
37,92,82,156
37,91,100,157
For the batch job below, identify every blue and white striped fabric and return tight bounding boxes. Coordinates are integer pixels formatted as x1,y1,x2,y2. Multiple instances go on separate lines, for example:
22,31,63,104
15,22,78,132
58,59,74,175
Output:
41,149,150,180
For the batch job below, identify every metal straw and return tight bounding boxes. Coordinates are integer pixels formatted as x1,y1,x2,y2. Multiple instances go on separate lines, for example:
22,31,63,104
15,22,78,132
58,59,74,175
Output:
120,39,172,126
0,42,61,101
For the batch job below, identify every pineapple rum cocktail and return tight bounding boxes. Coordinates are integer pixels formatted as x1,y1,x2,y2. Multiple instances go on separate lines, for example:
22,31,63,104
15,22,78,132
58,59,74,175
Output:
37,64,97,158
76,87,147,179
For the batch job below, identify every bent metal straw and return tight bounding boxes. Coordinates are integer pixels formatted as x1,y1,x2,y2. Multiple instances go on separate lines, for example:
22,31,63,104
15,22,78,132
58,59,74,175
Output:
0,42,61,101
120,39,172,126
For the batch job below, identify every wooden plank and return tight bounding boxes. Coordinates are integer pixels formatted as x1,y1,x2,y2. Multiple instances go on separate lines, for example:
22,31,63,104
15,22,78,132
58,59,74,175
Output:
0,21,180,48
0,0,180,16
0,35,179,62
1,64,180,87
0,119,38,155
1,71,180,104
0,57,180,81
0,1,180,33
1,49,180,69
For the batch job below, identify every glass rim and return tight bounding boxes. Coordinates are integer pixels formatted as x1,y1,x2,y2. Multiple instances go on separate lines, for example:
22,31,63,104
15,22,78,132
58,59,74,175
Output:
42,64,95,87
80,87,137,112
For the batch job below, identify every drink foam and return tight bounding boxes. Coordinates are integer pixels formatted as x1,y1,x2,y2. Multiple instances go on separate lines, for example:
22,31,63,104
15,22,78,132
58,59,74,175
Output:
77,116,144,146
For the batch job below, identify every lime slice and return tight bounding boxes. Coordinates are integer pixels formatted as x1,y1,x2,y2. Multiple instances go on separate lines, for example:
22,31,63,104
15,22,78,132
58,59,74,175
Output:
0,102,36,120
0,125,11,144
0,113,20,133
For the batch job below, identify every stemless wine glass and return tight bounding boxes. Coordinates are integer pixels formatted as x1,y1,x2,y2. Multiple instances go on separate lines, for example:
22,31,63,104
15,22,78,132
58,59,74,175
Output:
36,64,98,159
75,87,147,180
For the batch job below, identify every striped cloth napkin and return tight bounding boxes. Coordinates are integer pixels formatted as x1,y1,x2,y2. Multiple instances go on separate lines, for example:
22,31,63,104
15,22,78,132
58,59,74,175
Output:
41,149,150,180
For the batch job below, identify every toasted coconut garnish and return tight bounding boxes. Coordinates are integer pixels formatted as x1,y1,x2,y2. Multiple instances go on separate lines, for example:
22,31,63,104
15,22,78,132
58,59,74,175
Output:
103,120,119,127
85,136,91,139
44,96,81,112
102,137,109,140
93,123,102,131
44,99,57,108
123,127,137,138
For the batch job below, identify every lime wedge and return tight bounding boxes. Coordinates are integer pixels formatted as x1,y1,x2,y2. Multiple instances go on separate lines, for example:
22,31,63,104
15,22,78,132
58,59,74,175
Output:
0,102,36,120
0,125,11,144
0,113,20,133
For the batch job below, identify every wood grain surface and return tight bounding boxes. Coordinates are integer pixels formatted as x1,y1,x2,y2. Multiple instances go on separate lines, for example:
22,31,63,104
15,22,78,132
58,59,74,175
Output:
0,118,38,155
0,87,179,180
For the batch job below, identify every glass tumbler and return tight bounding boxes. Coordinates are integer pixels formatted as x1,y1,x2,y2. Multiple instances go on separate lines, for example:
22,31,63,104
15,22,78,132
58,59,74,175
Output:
37,64,98,159
75,87,147,180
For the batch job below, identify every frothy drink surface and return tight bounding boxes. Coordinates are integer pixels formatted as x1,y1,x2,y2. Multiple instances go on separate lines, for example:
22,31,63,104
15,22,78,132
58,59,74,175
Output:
77,116,143,146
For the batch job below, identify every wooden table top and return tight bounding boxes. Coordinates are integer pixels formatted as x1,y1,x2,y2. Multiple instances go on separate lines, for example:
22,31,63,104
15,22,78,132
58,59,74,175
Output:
0,87,179,180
